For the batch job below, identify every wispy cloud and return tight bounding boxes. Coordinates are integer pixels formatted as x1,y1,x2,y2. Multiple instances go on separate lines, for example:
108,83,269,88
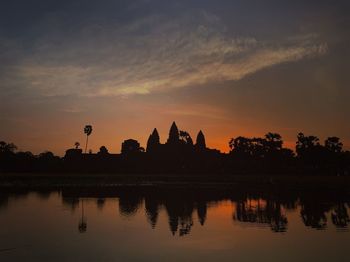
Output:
161,103,230,121
1,11,327,97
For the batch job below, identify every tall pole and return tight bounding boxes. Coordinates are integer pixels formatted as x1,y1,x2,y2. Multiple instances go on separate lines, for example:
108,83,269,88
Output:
85,135,89,154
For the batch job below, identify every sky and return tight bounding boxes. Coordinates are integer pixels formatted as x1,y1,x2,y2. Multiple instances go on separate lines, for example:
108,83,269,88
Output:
0,0,349,155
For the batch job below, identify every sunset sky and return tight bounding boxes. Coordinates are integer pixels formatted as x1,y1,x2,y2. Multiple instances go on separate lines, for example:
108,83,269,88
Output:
0,0,349,155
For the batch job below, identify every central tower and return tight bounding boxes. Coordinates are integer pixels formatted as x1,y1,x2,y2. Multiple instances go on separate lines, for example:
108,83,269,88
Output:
167,121,180,145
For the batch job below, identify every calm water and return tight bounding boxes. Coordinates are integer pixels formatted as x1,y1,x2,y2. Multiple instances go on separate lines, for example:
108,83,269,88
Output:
0,187,349,262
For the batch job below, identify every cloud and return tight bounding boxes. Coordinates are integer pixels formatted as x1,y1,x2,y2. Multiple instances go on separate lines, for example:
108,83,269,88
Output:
1,11,327,97
162,103,229,121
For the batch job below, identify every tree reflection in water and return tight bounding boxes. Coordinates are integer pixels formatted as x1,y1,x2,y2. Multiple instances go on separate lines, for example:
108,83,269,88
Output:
233,199,288,232
300,201,329,230
331,203,350,229
1,187,349,236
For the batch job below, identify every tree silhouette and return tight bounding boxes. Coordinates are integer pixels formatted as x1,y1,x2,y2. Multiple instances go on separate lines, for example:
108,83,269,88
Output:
98,146,109,155
121,139,143,155
0,141,17,153
296,133,320,156
179,130,193,146
229,136,250,155
325,137,343,153
229,136,265,158
38,151,55,160
84,125,92,154
264,133,283,151
0,141,5,152
296,133,326,167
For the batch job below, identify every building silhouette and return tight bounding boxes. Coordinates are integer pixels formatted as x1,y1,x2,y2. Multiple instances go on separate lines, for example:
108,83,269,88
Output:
1,121,349,175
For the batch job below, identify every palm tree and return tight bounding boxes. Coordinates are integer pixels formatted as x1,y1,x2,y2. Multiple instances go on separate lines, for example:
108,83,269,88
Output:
84,125,92,154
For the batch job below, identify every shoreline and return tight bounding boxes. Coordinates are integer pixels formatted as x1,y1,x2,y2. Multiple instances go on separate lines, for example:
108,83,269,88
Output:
1,173,350,192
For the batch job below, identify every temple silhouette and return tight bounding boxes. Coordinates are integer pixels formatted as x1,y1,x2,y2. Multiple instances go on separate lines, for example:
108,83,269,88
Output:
63,121,223,173
0,121,350,174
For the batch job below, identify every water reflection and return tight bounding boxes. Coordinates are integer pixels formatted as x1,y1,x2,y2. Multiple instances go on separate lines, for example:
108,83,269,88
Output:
62,187,350,235
1,186,349,236
332,203,350,229
233,199,288,232
78,200,87,233
96,198,105,210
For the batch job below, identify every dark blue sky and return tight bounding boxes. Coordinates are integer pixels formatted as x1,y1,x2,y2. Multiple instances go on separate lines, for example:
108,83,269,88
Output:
0,0,349,154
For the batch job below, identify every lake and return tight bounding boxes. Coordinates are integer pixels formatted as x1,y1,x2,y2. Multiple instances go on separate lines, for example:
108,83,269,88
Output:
0,186,349,261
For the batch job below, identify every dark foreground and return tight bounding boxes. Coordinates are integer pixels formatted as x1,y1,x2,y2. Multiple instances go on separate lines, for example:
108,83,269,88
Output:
0,175,349,262
1,173,350,191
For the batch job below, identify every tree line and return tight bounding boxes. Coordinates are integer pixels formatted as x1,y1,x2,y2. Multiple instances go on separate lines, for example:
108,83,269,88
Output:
227,132,349,174
0,128,349,174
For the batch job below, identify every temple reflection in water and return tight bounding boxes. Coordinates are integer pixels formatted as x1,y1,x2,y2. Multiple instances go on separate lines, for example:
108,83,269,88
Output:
58,187,350,235
1,186,349,236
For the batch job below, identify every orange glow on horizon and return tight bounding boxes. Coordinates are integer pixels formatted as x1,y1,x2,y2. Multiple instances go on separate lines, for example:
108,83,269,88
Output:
3,114,348,156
